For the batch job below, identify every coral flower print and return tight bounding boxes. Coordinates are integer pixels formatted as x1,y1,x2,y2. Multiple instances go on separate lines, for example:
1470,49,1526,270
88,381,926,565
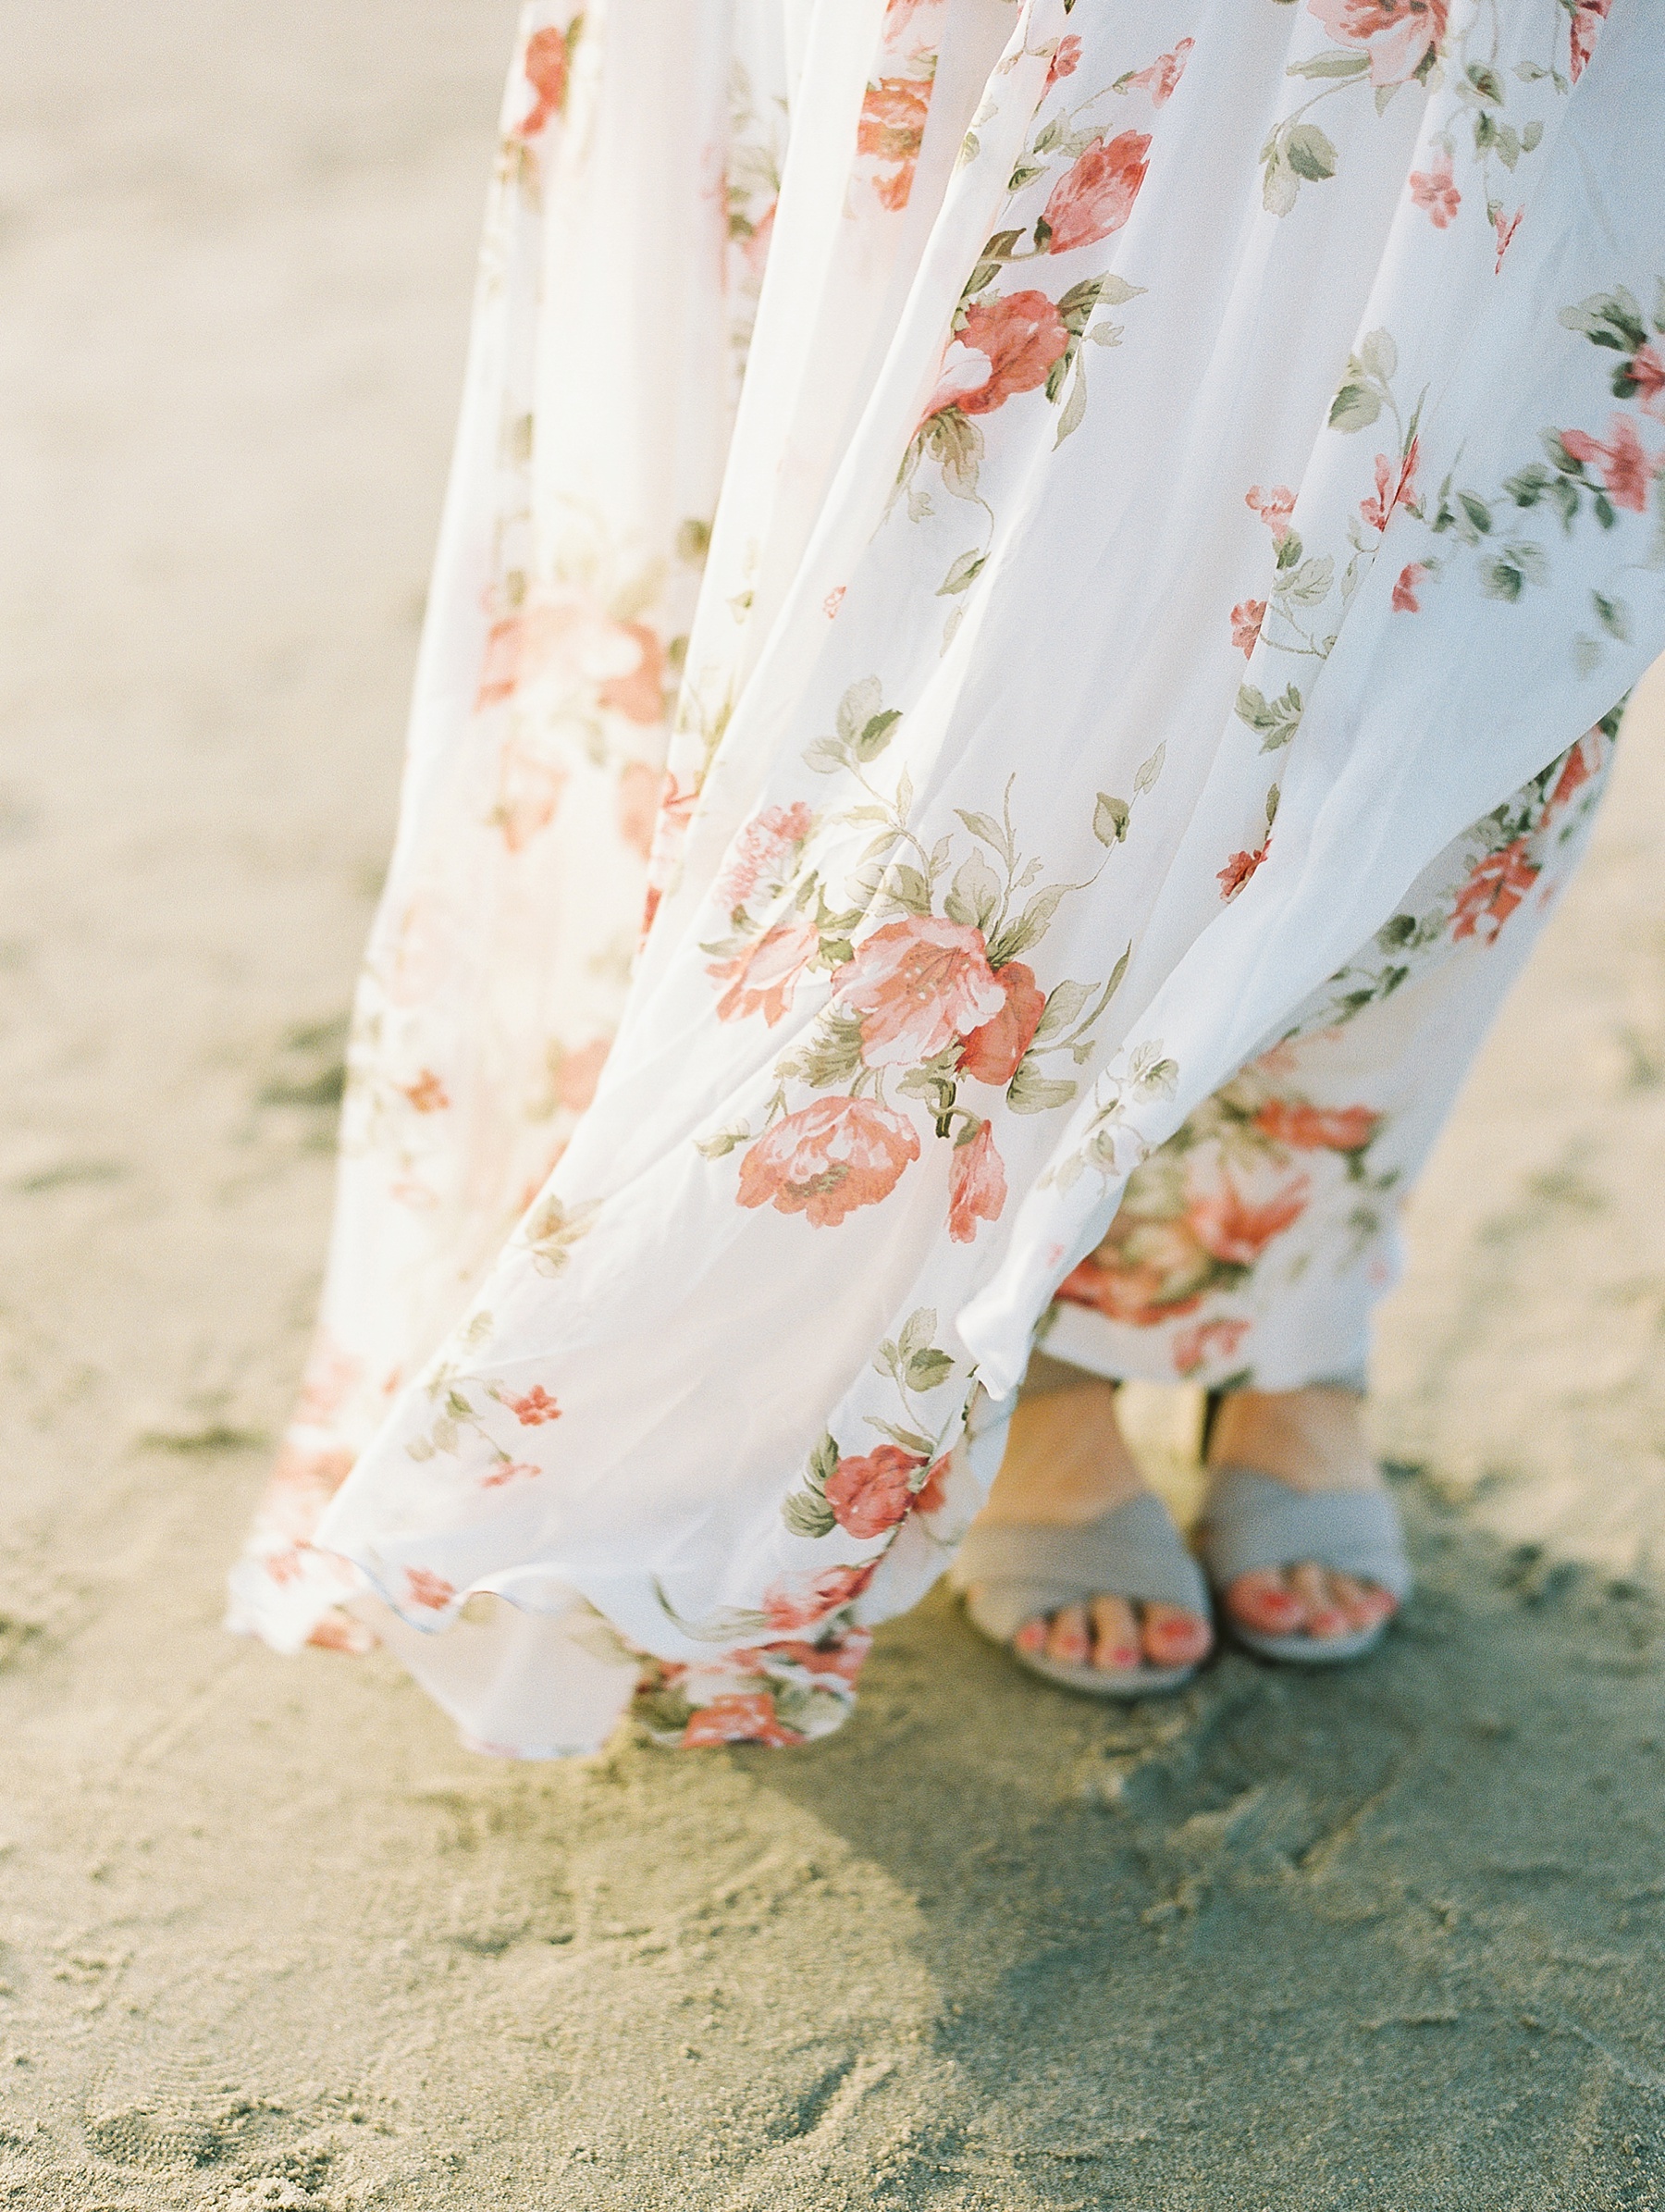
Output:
1230,599,1267,657
500,1385,561,1425
1569,0,1611,80
957,962,1044,1086
850,0,945,214
1360,440,1420,534
615,760,662,859
708,911,820,1027
1392,562,1427,613
947,1121,1007,1244
836,916,1005,1066
1121,40,1193,108
598,622,665,724
913,1456,951,1516
401,1070,450,1114
1172,1316,1251,1378
749,1630,874,1687
1549,737,1596,809
1308,0,1449,87
1246,484,1296,545
1451,838,1538,941
1043,35,1081,93
1409,152,1460,229
1217,842,1268,901
553,1035,610,1113
480,1460,541,1490
1494,207,1523,271
926,291,1069,419
1057,1217,1213,1328
1041,131,1151,255
825,1444,927,1539
1186,1160,1311,1267
1627,344,1665,421
228,0,1658,1765
513,21,578,140
1560,416,1659,513
763,1562,881,1634
736,1097,920,1227
405,1568,457,1613
683,1693,800,1749
715,800,815,911
857,78,932,212
1253,1101,1379,1152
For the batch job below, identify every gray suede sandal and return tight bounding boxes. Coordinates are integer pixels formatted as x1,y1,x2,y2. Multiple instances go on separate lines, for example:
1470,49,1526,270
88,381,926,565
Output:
949,1493,1211,1698
1198,1466,1412,1665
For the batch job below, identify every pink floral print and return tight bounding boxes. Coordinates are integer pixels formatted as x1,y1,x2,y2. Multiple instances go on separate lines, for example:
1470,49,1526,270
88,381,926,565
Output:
925,291,1070,419
1569,0,1612,80
1040,130,1151,255
512,18,582,141
1230,599,1268,657
837,916,1006,1066
229,1,1659,1761
735,1096,920,1227
709,913,821,1028
852,0,948,214
824,1444,929,1539
1246,485,1296,544
1558,417,1659,513
1116,41,1193,109
947,1119,1008,1244
957,963,1044,1086
1051,718,1617,1392
1409,152,1461,229
1308,0,1448,88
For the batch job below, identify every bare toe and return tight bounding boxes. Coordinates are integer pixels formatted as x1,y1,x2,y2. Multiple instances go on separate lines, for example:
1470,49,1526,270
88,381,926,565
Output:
1226,1565,1302,1637
1141,1600,1211,1668
1046,1601,1092,1668
1013,1612,1048,1655
1330,1570,1392,1632
1289,1560,1350,1638
1088,1593,1141,1672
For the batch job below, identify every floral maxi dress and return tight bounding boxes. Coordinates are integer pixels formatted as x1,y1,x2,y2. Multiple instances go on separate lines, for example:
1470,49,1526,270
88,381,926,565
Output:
228,0,1663,1754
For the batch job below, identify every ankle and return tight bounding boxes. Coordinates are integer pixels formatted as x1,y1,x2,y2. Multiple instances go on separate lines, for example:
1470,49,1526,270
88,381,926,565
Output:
1206,1385,1379,1494
979,1379,1149,1526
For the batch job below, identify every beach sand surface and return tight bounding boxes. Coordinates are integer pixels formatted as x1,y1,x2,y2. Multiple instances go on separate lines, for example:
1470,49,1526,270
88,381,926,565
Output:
4,7,1664,2207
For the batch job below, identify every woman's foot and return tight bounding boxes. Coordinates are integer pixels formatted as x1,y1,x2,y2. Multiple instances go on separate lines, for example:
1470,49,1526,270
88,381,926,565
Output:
970,1378,1213,1678
1204,1386,1400,1646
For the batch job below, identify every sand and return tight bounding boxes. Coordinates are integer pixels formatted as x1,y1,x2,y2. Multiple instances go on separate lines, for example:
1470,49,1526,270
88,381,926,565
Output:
4,6,1665,2207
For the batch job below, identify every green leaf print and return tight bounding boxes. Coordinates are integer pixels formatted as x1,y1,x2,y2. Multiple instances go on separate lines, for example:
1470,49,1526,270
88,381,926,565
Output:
1235,682,1304,751
1006,1058,1078,1114
855,710,903,761
1093,793,1131,845
937,549,987,596
1286,124,1338,181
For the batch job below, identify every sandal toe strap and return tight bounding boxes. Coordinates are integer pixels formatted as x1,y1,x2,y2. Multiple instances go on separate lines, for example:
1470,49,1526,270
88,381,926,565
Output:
1199,1466,1412,1601
951,1493,1208,1643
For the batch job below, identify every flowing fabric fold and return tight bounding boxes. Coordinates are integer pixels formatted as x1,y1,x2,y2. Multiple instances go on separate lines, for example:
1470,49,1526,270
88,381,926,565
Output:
235,0,1664,1752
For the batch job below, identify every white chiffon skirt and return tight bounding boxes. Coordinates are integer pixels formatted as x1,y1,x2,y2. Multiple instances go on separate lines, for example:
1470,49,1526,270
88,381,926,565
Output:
228,0,1663,1753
